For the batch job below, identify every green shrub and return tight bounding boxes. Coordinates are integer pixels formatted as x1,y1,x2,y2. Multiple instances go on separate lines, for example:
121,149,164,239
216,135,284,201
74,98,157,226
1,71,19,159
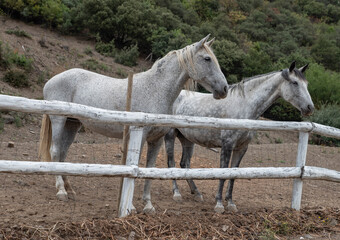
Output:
81,59,108,72
14,114,22,128
306,63,340,106
5,28,32,38
115,44,139,67
84,47,93,56
149,28,191,59
263,98,303,121
11,53,32,71
306,103,340,147
95,39,116,57
3,69,30,88
212,39,245,83
0,41,32,71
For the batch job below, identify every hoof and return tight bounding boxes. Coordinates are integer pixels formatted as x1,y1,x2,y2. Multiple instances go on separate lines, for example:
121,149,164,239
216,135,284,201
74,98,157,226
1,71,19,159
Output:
173,193,183,202
226,203,238,212
129,205,137,215
67,191,76,201
143,206,156,214
143,202,156,214
56,191,68,201
214,203,225,214
194,194,204,202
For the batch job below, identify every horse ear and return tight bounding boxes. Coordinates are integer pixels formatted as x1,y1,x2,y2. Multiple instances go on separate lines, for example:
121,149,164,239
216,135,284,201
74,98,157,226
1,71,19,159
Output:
299,63,309,73
206,37,215,47
195,34,210,51
289,61,296,72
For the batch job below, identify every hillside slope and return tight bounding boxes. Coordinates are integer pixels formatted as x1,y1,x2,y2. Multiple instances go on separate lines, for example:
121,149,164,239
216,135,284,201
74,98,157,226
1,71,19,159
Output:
0,16,151,100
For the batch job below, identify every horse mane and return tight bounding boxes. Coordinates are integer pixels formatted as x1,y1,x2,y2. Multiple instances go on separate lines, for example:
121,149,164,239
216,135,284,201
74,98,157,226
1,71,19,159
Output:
228,71,280,97
165,43,220,91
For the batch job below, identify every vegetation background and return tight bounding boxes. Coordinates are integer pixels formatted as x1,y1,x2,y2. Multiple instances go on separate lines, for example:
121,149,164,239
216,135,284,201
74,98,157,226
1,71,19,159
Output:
0,0,339,145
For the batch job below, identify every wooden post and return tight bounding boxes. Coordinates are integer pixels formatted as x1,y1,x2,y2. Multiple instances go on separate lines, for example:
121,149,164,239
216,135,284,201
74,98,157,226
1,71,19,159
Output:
122,71,134,163
291,131,309,210
118,126,143,218
117,71,134,211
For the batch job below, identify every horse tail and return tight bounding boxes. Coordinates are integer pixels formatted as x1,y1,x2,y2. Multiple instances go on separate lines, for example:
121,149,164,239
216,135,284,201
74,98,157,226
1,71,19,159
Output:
38,114,52,162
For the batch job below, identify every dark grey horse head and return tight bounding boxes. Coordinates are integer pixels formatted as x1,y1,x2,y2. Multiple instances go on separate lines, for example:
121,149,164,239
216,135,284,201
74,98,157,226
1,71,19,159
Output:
281,61,314,116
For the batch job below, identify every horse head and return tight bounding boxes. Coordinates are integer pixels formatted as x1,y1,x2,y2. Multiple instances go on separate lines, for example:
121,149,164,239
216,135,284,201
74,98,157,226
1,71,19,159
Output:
280,61,314,116
180,35,228,99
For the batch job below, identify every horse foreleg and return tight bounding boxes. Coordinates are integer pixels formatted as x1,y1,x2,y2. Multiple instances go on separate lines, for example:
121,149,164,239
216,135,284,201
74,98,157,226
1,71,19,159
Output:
143,138,163,214
225,144,249,212
164,129,182,202
50,116,81,201
215,139,232,213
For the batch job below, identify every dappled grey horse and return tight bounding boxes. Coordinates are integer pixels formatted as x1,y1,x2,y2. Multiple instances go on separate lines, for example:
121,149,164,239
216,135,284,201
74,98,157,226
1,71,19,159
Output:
38,35,229,213
164,62,314,213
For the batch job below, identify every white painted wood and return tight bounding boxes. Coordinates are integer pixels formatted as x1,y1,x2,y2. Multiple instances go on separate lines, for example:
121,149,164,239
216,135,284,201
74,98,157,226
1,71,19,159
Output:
137,167,301,179
1,95,340,139
303,166,340,182
291,132,309,210
1,161,339,182
0,160,138,176
118,126,143,218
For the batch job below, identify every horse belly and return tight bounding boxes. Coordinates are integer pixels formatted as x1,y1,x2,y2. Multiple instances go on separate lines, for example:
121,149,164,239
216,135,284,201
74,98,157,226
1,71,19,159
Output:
179,128,222,148
81,121,124,139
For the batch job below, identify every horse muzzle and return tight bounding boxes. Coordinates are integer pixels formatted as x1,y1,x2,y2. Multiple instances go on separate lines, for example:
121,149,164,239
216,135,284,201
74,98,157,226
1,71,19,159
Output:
301,104,314,117
213,85,228,99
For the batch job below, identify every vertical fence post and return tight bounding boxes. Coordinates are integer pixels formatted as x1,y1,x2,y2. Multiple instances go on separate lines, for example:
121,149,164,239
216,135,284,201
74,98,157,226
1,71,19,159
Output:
118,126,143,218
291,131,309,210
117,71,134,210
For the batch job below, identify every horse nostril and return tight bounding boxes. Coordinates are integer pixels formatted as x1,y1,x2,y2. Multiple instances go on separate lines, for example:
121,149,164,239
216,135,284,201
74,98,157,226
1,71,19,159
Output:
224,86,227,93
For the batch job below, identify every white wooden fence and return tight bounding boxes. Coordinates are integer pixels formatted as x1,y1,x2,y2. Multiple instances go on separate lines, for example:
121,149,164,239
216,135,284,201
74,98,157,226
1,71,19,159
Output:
0,95,340,217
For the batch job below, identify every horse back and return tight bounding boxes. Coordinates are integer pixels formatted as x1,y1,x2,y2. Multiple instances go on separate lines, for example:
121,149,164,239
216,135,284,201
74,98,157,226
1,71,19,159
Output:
43,68,127,111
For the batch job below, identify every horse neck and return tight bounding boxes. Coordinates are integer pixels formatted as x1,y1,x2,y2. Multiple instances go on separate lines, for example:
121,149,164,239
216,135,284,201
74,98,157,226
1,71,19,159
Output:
234,72,283,119
137,54,189,113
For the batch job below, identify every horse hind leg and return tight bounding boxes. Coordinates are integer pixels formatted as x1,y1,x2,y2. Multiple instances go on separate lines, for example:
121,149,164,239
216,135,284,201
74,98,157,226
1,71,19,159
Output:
178,133,203,202
50,116,81,201
225,144,249,212
143,137,163,214
215,138,233,214
164,129,182,202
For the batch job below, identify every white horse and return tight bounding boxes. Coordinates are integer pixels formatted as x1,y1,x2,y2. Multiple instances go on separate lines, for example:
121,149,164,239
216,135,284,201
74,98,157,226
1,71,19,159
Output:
38,35,229,213
164,62,314,213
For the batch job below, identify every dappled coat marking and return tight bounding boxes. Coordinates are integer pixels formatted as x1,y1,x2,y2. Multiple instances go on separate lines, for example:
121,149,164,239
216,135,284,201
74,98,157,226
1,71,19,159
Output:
38,35,229,214
164,62,314,213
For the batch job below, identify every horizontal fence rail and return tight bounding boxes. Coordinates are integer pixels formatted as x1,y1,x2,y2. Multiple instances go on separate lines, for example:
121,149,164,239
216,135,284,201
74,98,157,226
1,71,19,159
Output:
0,160,339,182
0,95,340,139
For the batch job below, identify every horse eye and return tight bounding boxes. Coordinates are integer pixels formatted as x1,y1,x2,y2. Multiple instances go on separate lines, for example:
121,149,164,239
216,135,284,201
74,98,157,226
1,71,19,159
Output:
292,81,298,86
204,56,211,61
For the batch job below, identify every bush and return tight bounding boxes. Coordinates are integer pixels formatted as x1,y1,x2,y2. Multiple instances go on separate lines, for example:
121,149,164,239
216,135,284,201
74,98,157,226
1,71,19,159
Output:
3,69,30,88
81,59,108,72
305,63,340,106
306,104,340,146
5,28,32,38
212,39,245,83
149,28,191,58
95,39,116,57
263,98,303,121
0,41,32,71
115,44,139,67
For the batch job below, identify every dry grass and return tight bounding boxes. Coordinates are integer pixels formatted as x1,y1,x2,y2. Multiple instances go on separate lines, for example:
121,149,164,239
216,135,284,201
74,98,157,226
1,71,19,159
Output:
1,207,339,240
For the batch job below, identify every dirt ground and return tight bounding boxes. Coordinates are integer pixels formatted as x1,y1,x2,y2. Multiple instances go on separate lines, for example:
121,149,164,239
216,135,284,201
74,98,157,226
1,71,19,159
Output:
0,120,339,239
